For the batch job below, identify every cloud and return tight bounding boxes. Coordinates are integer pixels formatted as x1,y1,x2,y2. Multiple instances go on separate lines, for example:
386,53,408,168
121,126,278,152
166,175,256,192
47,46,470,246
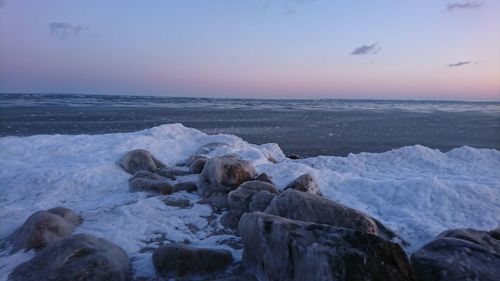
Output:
446,1,484,11
350,43,380,55
0,0,5,8
445,61,476,67
48,22,88,40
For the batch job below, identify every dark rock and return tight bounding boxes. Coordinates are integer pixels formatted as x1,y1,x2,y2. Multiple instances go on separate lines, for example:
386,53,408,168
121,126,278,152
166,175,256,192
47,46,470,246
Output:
156,167,190,179
162,198,193,209
255,173,274,185
220,210,245,232
118,149,165,174
286,153,300,160
284,173,321,195
9,233,131,281
173,182,198,193
129,178,173,195
411,228,500,281
152,243,233,279
198,193,230,212
184,154,208,167
129,171,164,182
228,181,278,211
239,212,417,281
215,272,258,281
199,156,256,198
189,158,207,174
248,190,276,212
265,189,397,241
6,207,82,253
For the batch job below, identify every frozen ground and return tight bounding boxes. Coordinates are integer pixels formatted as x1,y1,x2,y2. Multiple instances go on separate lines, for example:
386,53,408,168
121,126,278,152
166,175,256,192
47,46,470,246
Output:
0,123,499,279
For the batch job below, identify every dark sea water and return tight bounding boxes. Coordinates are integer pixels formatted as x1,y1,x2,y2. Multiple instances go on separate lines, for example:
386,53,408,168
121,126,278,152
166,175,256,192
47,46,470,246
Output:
1,93,499,157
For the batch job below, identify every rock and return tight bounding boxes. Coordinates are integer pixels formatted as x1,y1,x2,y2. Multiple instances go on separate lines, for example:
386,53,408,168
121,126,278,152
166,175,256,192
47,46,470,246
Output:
199,156,256,198
248,190,276,212
198,193,230,212
264,189,397,241
215,272,258,281
9,233,131,281
118,149,165,174
286,153,300,160
228,181,278,211
255,173,274,185
411,228,500,281
156,167,190,179
5,207,82,253
189,158,207,174
220,210,245,231
173,181,198,193
162,198,193,209
185,154,208,167
129,178,173,195
152,243,233,279
195,142,230,155
284,173,321,195
239,212,417,281
129,171,164,182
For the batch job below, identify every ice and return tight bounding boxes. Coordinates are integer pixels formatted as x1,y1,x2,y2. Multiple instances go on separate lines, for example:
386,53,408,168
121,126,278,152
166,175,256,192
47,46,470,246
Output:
1,123,499,279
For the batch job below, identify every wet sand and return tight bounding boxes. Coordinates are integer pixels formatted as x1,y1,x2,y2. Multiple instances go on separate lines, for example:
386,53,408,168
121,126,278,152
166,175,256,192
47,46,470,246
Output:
1,106,499,157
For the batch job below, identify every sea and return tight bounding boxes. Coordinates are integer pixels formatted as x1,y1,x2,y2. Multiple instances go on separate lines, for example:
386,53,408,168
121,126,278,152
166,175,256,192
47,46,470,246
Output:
1,93,499,157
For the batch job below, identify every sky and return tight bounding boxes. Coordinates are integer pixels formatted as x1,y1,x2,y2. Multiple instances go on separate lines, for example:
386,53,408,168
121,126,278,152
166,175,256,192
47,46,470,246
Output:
0,0,499,100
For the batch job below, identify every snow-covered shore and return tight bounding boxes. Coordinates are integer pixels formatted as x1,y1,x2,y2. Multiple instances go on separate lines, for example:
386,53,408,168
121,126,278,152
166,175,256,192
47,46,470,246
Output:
1,123,499,279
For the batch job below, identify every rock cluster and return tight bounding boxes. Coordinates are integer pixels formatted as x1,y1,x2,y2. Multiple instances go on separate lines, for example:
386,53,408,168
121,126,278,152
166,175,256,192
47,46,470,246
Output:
4,145,498,281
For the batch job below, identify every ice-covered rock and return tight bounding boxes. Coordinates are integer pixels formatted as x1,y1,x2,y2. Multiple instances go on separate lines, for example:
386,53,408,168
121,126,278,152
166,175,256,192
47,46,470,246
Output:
255,172,274,185
118,149,166,174
248,190,276,212
239,212,417,281
265,189,397,240
5,207,81,253
189,158,207,174
199,156,257,198
220,210,245,232
284,173,321,195
173,181,198,193
9,234,131,281
156,167,190,179
228,181,278,211
152,243,233,279
411,228,500,281
129,177,173,195
198,193,230,212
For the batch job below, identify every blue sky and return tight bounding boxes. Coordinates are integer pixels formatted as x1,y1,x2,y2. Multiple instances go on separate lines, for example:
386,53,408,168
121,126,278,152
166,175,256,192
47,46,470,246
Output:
0,0,499,100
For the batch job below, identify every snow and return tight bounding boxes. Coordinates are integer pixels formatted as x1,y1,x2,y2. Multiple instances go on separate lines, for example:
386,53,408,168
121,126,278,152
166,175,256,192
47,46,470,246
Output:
1,123,499,279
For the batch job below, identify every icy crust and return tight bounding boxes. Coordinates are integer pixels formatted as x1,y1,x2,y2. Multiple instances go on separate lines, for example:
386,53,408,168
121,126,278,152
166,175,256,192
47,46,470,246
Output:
0,123,499,279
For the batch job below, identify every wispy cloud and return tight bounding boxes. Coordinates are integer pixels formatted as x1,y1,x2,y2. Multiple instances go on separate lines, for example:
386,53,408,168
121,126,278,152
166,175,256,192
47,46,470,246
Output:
446,1,484,11
445,61,480,67
48,22,88,40
350,43,380,55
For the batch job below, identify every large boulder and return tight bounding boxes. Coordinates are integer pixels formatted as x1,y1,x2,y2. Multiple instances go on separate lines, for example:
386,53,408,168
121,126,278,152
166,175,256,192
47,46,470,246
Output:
264,189,397,241
118,149,166,174
411,228,500,281
9,233,131,281
173,181,198,193
199,156,256,198
5,207,81,253
284,173,321,195
153,243,233,279
255,173,274,185
239,212,417,281
228,181,278,211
